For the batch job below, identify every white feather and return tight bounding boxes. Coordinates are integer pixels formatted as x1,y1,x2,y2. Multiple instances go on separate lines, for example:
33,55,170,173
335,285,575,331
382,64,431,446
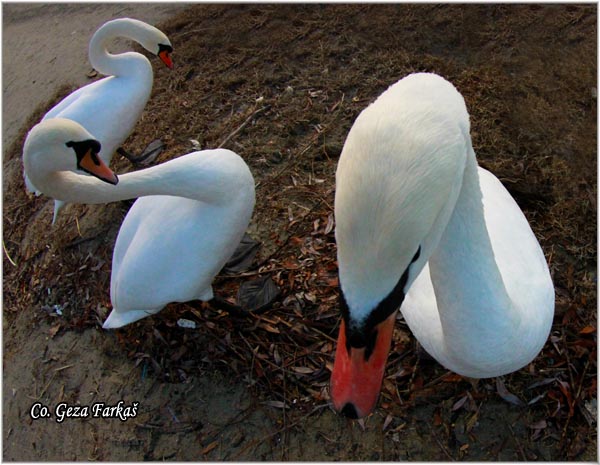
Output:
23,118,255,329
23,18,172,223
335,73,554,377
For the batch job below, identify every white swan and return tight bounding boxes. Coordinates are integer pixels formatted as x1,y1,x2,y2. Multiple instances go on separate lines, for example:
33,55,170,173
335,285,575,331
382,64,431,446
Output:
330,73,554,419
23,118,255,329
24,18,173,223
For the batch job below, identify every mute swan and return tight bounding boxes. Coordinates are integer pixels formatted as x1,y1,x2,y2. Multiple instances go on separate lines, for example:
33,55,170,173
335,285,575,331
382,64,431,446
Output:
330,73,554,419
23,118,255,329
24,17,174,223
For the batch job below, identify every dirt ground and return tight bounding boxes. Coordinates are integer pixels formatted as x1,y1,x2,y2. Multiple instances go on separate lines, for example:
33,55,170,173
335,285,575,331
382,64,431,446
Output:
3,3,597,461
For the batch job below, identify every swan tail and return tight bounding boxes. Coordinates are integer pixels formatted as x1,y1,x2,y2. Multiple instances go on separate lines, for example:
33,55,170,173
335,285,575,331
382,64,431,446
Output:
23,172,41,195
102,308,157,329
196,286,214,302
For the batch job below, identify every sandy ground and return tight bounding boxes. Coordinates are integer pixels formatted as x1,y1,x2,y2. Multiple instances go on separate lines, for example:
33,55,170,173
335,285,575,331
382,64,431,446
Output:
2,3,596,461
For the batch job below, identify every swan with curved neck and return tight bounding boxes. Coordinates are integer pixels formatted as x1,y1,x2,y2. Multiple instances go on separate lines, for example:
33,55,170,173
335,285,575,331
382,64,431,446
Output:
24,118,255,329
330,73,554,419
24,18,173,223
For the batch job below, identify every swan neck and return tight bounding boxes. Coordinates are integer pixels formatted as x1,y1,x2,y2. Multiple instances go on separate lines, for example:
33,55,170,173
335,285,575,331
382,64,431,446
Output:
429,151,512,330
28,151,253,207
88,20,152,77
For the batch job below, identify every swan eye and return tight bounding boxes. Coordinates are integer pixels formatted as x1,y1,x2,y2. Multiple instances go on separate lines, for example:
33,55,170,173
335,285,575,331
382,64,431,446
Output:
338,245,422,355
66,139,102,164
343,324,378,361
158,43,173,54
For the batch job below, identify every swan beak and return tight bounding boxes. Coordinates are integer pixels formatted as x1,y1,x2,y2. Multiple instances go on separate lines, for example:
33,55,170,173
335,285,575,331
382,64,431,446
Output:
78,149,119,185
158,50,173,69
330,311,397,419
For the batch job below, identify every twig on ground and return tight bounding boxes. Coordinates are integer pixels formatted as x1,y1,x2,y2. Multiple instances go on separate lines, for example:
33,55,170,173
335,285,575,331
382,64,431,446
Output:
218,106,270,149
3,240,17,267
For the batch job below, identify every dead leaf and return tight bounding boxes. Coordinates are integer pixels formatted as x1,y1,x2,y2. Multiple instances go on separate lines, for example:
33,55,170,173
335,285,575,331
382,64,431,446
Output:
289,236,304,246
383,379,395,395
292,366,314,375
324,213,334,235
304,292,317,303
201,441,218,455
452,395,469,411
466,412,479,432
259,322,280,334
48,324,61,338
527,378,556,389
579,325,596,335
383,414,393,431
557,380,575,416
496,378,525,406
529,419,548,430
262,400,288,409
282,258,300,270
528,393,547,405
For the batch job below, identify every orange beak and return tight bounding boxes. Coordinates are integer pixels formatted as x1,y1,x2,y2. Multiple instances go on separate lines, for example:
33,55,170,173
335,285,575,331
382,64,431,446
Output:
158,50,173,69
78,150,118,185
330,311,397,418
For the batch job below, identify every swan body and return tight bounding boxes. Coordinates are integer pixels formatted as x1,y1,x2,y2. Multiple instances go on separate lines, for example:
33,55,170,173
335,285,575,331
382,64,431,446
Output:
23,118,255,329
24,18,173,222
330,73,554,418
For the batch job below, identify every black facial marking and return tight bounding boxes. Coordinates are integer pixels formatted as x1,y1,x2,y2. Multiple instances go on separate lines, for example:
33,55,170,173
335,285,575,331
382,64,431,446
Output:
66,139,102,169
158,43,173,55
340,246,422,358
364,328,378,361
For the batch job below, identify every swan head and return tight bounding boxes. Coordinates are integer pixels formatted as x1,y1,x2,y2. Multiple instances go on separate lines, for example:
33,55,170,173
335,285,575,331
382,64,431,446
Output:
123,18,174,69
94,18,174,69
157,43,174,70
23,118,119,191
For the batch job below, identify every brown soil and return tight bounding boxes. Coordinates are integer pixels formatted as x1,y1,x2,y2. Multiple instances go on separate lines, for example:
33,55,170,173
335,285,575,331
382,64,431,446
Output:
3,3,597,461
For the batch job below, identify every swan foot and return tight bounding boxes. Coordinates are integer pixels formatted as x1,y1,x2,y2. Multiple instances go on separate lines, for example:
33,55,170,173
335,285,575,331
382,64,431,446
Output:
209,276,279,317
117,139,164,166
237,275,279,313
221,233,261,274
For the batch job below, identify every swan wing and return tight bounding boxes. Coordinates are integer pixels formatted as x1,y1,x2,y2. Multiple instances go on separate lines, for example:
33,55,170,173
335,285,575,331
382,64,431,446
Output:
44,76,150,164
107,195,252,327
